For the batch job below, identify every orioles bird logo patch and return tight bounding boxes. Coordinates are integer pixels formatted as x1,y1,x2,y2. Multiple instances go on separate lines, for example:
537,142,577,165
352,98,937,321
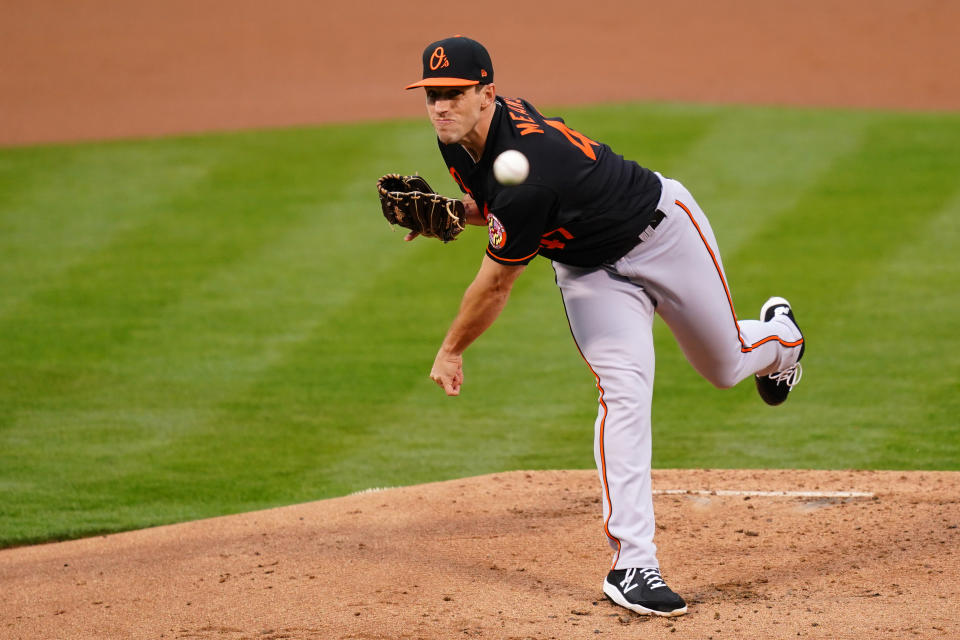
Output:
487,214,506,249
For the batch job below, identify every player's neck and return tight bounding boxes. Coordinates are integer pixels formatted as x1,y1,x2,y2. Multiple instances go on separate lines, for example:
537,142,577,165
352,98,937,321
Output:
460,101,497,163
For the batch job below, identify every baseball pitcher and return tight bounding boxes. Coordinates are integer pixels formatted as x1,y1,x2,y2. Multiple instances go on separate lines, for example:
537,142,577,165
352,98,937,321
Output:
378,36,805,617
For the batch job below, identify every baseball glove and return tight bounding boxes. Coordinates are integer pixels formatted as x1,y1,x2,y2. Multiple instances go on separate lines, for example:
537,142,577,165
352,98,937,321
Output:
377,173,465,242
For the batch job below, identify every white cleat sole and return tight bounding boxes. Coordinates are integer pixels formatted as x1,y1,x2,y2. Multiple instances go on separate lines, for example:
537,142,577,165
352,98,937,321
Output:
603,581,688,617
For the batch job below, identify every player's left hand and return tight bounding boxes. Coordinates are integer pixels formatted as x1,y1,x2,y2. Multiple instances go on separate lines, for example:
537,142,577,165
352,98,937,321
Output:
430,350,464,396
376,173,465,242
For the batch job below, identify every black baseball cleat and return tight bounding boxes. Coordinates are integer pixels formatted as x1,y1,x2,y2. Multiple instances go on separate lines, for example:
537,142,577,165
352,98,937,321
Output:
755,296,805,406
603,567,688,617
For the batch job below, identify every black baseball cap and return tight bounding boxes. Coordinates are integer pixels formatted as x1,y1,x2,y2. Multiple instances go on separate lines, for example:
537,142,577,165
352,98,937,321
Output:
405,36,493,89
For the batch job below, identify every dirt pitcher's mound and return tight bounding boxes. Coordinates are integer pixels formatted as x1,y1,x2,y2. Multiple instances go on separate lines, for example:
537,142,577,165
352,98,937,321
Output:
1,469,957,639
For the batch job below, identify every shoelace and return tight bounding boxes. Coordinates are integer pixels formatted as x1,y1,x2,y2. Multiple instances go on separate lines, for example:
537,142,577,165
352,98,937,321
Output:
622,567,668,591
767,362,802,388
639,568,667,590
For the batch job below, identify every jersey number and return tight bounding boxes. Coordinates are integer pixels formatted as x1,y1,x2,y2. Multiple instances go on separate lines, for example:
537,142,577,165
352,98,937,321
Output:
544,120,601,161
541,227,574,250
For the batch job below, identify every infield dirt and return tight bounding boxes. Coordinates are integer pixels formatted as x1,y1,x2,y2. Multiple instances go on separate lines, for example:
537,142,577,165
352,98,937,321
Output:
3,470,958,639
1,2,959,639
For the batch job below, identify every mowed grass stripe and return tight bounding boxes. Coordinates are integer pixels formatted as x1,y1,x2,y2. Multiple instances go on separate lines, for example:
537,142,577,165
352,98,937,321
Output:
0,123,437,541
4,116,462,535
0,123,448,541
93,234,492,513
0,144,214,317
655,106,876,255
0,124,412,411
0,158,307,413
730,113,960,295
653,111,960,469
819,191,960,468
2,184,401,483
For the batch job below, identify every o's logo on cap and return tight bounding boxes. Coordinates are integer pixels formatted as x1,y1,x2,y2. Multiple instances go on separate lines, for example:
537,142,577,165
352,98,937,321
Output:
429,47,450,71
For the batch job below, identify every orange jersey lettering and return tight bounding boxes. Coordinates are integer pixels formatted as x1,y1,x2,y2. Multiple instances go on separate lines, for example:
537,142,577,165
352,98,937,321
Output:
544,119,600,160
449,167,471,195
509,112,536,124
504,97,544,135
515,122,545,136
541,227,575,249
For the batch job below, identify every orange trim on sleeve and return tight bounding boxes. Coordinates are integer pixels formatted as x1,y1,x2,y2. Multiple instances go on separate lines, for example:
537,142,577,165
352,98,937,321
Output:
486,247,539,263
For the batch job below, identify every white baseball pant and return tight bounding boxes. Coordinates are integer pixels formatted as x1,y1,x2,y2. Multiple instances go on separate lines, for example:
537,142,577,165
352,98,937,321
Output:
553,174,803,570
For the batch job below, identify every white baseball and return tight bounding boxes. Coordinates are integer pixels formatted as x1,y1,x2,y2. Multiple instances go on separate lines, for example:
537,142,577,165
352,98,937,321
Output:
493,150,529,185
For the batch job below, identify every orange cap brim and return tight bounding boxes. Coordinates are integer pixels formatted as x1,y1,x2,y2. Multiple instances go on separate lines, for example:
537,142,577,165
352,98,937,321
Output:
404,78,481,90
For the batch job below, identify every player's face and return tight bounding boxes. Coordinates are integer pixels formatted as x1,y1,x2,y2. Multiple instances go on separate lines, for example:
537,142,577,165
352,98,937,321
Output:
424,86,484,145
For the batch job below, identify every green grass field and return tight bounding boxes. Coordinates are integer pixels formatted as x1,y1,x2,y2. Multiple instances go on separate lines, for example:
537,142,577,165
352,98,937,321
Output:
1,102,958,548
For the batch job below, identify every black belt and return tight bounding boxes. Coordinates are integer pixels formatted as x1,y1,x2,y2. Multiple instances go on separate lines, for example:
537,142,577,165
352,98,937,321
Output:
650,209,666,229
599,209,668,267
638,209,666,242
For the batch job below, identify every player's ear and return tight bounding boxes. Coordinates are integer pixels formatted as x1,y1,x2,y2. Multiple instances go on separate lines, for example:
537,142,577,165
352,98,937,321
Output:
480,83,496,107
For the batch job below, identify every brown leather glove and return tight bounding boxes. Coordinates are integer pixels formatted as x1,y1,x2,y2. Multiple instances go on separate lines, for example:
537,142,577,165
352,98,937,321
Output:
377,174,465,243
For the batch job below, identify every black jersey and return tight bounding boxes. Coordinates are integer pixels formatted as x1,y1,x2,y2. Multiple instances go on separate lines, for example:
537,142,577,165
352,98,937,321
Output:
439,96,662,267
